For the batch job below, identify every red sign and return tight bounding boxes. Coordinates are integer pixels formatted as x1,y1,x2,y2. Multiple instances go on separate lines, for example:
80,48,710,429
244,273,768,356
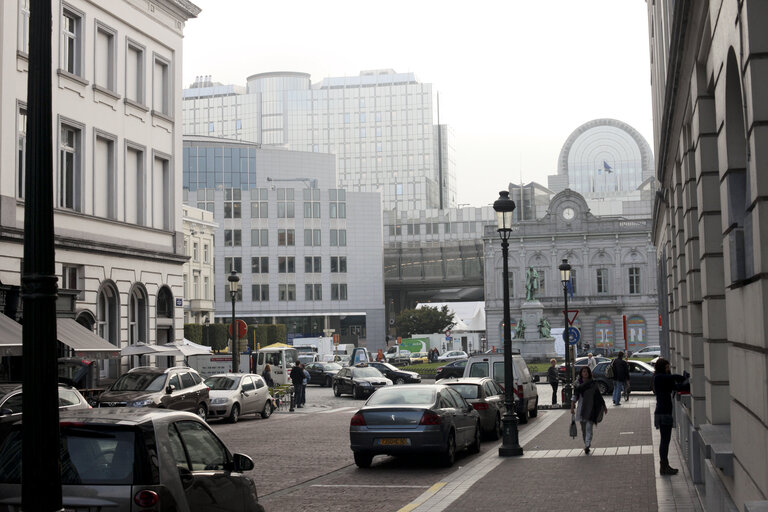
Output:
563,309,579,326
228,319,247,339
333,333,340,345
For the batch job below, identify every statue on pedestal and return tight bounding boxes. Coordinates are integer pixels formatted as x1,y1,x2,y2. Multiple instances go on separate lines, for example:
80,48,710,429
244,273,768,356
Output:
538,317,551,338
525,267,539,301
515,318,526,339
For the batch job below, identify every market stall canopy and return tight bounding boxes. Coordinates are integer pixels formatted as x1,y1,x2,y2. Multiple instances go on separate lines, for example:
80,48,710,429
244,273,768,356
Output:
159,339,212,356
415,301,486,332
0,314,22,357
57,318,122,359
121,342,180,357
260,342,293,350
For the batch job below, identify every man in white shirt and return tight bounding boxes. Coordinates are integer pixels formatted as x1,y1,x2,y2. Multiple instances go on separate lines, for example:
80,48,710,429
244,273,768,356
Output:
587,353,597,371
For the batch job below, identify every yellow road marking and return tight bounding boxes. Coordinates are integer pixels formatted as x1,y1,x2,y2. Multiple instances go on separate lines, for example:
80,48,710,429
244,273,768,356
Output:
398,482,447,512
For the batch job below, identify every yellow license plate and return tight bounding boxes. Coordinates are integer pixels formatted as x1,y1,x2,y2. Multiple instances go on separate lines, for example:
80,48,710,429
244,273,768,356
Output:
378,438,409,446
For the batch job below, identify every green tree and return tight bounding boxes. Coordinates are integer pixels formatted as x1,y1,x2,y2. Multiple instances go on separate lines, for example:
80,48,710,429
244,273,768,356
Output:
395,306,455,337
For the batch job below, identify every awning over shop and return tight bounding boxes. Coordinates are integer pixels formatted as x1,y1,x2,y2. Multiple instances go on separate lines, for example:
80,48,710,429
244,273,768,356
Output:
57,318,121,359
0,314,23,357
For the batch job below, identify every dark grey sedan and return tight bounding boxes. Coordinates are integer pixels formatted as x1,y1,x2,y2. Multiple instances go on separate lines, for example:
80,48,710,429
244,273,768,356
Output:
437,377,505,440
349,384,481,468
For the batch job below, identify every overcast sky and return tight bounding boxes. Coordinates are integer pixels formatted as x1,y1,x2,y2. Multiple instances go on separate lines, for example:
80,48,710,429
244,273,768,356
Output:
182,0,653,207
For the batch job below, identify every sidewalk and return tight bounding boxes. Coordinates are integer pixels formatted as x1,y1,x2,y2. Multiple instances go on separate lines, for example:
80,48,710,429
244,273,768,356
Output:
399,396,702,512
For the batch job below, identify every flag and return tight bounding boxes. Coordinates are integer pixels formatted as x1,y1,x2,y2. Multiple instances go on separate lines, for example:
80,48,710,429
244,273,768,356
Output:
566,278,574,300
603,161,613,173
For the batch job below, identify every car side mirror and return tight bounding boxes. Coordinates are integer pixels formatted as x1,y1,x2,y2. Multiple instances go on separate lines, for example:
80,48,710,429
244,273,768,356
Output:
166,384,176,395
232,453,255,472
178,465,194,488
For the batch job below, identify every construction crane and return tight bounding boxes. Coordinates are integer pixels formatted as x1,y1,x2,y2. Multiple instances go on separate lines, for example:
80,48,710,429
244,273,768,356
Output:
266,176,318,189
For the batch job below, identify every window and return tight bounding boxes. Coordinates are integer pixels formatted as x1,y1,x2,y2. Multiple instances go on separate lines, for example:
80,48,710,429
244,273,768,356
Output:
59,123,82,211
16,104,27,198
596,268,609,294
224,229,241,247
152,55,170,115
303,188,320,218
305,284,322,301
196,189,215,213
125,41,145,105
407,224,420,235
329,189,346,219
224,188,241,218
537,270,545,296
628,267,641,294
203,244,209,263
330,229,347,247
251,257,268,274
94,133,116,219
305,257,321,273
251,229,268,246
152,156,170,230
304,229,321,246
125,145,145,225
570,268,577,295
251,189,268,217
18,0,30,54
279,284,296,301
331,283,348,301
278,257,295,273
224,257,241,273
128,287,148,358
330,256,347,273
277,188,294,218
203,276,209,299
278,229,295,246
61,264,84,299
94,24,116,92
61,7,83,76
251,284,269,301
192,242,199,261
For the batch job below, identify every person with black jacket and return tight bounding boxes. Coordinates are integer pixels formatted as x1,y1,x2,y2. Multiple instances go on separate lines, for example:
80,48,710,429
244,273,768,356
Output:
610,352,630,406
570,366,607,454
289,361,305,408
653,358,688,475
547,358,559,405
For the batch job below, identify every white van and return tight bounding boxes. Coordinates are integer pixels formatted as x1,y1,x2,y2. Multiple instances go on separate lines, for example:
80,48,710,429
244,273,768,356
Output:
462,353,538,423
253,347,299,386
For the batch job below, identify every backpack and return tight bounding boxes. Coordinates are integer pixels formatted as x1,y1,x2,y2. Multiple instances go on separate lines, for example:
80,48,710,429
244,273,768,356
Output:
606,360,615,379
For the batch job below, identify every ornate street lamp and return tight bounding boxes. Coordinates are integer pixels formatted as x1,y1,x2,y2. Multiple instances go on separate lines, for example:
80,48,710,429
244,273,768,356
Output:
228,270,240,373
559,259,573,405
493,191,522,457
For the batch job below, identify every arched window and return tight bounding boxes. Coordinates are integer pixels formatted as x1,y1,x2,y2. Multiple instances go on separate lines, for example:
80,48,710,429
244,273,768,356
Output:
97,282,120,379
129,285,149,367
156,286,175,367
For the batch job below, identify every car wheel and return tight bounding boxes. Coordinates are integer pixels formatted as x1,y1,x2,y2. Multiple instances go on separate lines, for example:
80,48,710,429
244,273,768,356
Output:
517,401,528,424
469,423,481,454
529,397,538,418
597,381,609,395
333,383,342,397
395,377,405,385
325,376,332,388
490,414,502,440
261,400,273,419
197,403,208,422
354,451,373,468
228,404,240,424
440,432,456,467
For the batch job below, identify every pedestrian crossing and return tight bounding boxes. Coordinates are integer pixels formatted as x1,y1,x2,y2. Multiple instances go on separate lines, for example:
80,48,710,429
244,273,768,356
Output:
521,445,654,458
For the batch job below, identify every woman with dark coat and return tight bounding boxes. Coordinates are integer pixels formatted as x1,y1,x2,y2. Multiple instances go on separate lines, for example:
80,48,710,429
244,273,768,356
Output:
653,358,688,476
570,366,607,454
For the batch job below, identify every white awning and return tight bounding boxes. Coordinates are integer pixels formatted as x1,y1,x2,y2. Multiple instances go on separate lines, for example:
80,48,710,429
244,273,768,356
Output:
0,314,22,356
56,318,121,359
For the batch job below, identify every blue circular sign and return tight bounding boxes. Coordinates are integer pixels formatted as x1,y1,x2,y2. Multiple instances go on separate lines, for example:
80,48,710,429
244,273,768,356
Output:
568,327,580,345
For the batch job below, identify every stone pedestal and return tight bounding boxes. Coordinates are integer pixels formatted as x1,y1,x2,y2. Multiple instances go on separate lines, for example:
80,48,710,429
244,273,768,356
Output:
511,300,557,360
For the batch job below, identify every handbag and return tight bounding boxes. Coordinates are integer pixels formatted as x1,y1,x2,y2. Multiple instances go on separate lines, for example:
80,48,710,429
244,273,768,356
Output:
569,414,578,438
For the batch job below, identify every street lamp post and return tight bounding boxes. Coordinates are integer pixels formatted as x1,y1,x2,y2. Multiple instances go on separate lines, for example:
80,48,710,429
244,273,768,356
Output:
493,190,523,457
228,270,240,373
559,259,573,405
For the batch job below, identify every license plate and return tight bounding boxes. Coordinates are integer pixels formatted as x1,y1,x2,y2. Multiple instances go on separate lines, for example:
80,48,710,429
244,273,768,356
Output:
377,438,410,446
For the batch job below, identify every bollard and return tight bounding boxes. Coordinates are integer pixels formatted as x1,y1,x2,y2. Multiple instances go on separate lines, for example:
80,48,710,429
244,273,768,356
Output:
289,386,295,412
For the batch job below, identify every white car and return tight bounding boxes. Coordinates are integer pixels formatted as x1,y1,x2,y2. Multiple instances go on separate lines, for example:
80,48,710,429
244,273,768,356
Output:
204,373,274,423
437,350,469,361
631,345,661,358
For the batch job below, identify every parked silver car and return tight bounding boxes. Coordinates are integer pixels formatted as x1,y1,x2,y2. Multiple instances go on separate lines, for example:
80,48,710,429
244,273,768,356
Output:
437,377,506,440
0,384,91,441
205,373,274,423
0,408,265,511
349,384,481,468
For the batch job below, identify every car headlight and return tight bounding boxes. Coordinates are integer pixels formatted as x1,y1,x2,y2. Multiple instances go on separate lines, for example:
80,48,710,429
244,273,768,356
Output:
210,397,229,405
358,381,372,387
129,399,154,407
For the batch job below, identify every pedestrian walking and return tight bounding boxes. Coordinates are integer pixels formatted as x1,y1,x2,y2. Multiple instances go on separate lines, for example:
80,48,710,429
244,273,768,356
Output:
262,364,274,388
547,358,559,405
586,353,597,371
301,364,310,406
289,361,305,408
653,358,689,476
570,366,607,454
610,351,630,406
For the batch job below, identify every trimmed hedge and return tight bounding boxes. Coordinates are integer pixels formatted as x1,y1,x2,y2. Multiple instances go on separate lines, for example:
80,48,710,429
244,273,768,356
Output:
184,322,287,353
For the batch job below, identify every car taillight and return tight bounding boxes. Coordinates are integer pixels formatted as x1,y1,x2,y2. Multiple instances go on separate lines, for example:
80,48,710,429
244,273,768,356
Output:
437,367,444,372
350,413,366,426
472,402,489,410
516,385,523,398
134,490,159,507
419,411,442,425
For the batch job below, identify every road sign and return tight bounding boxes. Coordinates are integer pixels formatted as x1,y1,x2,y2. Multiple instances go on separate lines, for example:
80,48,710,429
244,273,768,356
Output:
228,319,247,339
333,333,340,345
563,309,579,326
568,327,580,345
396,336,402,345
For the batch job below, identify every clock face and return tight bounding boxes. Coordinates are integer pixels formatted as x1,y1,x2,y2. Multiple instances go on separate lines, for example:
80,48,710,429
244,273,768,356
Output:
563,207,575,220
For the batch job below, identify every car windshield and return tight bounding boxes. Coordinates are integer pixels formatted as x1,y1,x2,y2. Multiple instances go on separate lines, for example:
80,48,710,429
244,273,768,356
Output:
377,363,397,371
446,384,480,399
298,356,314,363
321,363,342,371
110,372,166,392
352,367,382,378
366,387,436,406
0,427,137,485
205,376,240,390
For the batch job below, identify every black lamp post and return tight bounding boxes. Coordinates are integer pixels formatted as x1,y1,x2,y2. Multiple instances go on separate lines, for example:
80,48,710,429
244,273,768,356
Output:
559,259,573,405
493,190,522,457
228,270,240,373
